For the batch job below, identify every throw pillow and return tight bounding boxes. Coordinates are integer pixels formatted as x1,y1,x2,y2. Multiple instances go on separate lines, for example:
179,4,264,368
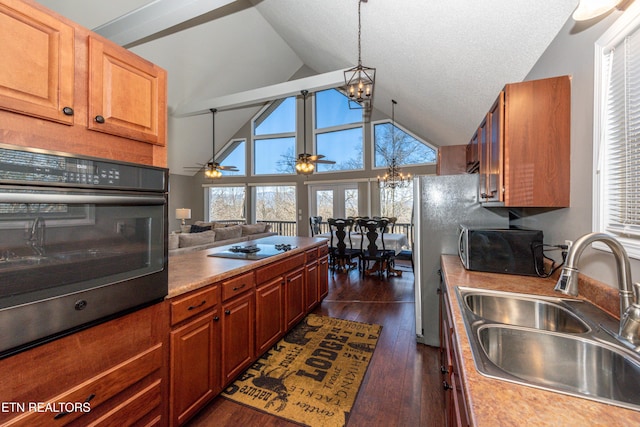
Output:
241,223,267,236
190,224,212,233
179,230,216,248
214,225,242,241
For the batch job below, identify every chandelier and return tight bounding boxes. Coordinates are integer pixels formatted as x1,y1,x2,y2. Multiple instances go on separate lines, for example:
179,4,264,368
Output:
344,0,375,110
378,100,410,189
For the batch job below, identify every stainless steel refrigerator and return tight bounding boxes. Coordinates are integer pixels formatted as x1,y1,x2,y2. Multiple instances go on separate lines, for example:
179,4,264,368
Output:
413,174,508,346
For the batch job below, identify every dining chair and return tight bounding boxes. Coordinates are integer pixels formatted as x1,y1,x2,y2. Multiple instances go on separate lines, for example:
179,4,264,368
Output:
357,218,397,277
327,218,361,272
309,216,322,237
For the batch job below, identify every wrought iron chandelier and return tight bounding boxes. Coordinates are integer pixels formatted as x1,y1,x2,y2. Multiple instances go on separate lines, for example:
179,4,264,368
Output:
378,100,410,189
344,0,375,110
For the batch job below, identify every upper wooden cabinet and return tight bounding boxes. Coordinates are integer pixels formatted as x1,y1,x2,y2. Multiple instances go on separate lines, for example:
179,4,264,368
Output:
0,0,75,125
88,36,166,145
477,75,571,207
436,144,468,176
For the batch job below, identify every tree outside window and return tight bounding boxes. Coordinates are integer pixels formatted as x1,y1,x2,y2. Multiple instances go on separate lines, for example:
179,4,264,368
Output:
208,186,246,221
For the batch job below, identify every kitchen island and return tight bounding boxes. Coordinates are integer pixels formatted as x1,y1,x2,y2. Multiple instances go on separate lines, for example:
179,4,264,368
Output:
440,254,640,426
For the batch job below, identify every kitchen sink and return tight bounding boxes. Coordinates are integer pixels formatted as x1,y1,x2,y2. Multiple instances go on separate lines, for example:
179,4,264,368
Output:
456,287,640,412
464,292,589,333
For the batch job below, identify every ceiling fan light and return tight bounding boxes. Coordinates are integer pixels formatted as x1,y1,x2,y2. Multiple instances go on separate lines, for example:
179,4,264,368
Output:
572,0,621,20
296,160,315,175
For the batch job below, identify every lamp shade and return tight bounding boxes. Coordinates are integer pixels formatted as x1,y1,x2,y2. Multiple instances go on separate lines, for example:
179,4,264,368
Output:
175,208,191,220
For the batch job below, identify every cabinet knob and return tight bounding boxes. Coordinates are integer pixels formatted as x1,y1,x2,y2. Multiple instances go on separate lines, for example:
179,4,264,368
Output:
440,365,449,374
443,380,453,391
94,115,105,124
213,316,219,321
225,309,231,315
62,106,74,116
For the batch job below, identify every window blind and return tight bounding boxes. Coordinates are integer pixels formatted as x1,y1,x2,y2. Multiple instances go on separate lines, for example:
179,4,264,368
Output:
603,26,640,237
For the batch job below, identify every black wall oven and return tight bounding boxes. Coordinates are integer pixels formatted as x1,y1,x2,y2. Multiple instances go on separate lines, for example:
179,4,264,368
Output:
0,144,168,358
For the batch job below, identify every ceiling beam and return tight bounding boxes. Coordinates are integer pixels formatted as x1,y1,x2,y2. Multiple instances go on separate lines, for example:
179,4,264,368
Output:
93,0,237,46
172,69,350,117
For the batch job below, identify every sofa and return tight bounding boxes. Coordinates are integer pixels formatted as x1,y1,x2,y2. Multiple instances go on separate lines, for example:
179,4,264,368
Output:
168,221,277,256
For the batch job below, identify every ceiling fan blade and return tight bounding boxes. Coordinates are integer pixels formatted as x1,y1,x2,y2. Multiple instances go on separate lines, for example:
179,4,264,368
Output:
314,159,336,164
218,165,239,171
308,154,325,161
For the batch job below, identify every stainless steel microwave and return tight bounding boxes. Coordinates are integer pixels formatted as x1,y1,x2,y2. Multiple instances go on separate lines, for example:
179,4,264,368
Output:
458,225,544,276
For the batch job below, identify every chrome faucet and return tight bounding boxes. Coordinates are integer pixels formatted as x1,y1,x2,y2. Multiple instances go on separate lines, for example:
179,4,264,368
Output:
554,232,640,346
26,216,46,256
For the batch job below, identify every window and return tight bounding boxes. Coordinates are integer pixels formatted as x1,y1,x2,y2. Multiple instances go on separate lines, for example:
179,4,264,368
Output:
254,185,297,236
595,4,640,259
253,97,296,175
310,184,359,220
219,139,246,176
373,121,436,169
380,183,413,225
314,89,363,172
207,186,246,221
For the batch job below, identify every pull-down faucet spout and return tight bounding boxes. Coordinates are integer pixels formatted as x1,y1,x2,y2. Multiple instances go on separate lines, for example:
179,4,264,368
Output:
554,232,639,346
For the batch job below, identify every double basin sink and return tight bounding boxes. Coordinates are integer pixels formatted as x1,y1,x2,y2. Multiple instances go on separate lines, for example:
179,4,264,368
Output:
456,286,640,412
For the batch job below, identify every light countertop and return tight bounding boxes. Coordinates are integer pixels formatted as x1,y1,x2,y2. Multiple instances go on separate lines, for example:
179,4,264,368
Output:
440,254,640,426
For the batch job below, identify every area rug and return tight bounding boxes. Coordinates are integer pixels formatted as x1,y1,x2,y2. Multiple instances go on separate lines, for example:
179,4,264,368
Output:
222,314,382,427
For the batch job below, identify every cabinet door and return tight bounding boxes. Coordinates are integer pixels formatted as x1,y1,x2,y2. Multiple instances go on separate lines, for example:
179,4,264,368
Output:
0,0,74,124
285,267,306,329
170,310,221,426
305,261,319,311
318,255,329,300
221,291,255,384
255,277,285,355
478,114,490,201
487,91,504,203
88,36,166,145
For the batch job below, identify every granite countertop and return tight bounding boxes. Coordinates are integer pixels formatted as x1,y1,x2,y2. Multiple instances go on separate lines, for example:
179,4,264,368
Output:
168,235,326,298
440,254,640,426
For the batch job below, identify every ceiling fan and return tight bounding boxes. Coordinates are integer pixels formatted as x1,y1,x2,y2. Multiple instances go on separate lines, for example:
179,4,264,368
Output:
296,90,336,175
186,108,238,178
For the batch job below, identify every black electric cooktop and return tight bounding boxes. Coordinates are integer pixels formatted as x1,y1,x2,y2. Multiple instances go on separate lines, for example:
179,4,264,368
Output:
208,243,296,260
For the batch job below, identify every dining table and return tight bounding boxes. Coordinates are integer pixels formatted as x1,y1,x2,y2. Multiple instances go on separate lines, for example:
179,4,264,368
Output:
316,231,409,255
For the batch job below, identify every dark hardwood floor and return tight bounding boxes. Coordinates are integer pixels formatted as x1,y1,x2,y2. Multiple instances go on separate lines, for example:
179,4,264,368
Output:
187,260,445,427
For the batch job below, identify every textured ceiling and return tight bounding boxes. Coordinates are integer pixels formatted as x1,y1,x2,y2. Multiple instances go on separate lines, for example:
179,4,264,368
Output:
36,0,578,175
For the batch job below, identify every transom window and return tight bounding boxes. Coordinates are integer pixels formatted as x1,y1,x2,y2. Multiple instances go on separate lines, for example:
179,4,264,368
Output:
373,121,436,169
252,97,296,175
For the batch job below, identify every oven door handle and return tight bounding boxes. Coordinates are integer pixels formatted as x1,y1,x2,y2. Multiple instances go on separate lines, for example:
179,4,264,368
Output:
0,192,166,205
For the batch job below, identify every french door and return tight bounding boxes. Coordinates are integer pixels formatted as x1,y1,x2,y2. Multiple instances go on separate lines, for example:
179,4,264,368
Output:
309,183,359,221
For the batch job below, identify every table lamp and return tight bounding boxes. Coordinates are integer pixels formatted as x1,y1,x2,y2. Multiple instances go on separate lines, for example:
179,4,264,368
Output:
176,208,191,232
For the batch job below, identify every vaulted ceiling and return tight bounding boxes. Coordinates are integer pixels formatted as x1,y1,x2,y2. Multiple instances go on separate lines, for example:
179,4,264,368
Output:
36,0,578,175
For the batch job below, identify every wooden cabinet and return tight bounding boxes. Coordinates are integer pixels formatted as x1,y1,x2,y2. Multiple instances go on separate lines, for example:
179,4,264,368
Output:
169,286,221,426
436,145,468,176
0,302,168,426
318,248,329,300
0,0,167,167
221,285,255,385
0,0,75,125
255,276,285,355
465,130,480,173
440,286,470,427
285,266,306,330
88,36,166,145
476,75,571,207
305,249,319,311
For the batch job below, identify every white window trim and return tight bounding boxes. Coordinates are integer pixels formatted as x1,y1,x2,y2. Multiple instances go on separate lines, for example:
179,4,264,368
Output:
594,1,640,259
370,119,438,171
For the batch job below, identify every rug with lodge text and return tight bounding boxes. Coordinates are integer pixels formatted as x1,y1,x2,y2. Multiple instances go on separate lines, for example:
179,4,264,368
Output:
222,314,382,427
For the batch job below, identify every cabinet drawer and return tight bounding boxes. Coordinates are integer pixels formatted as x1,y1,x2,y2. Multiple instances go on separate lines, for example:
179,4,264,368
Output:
5,344,163,426
171,286,220,326
256,253,305,284
222,272,255,301
89,379,162,426
318,244,329,257
305,248,318,263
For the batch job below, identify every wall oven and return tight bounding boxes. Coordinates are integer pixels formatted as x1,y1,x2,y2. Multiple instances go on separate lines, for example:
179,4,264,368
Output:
0,144,168,358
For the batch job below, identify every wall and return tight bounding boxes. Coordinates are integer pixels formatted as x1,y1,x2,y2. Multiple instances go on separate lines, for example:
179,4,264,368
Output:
520,10,637,288
168,173,203,233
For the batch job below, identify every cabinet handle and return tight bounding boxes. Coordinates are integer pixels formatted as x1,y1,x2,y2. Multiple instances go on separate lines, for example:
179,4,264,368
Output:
94,115,105,124
225,309,231,315
213,316,219,321
440,365,449,374
62,106,74,116
232,284,246,291
443,381,453,391
54,393,95,419
187,300,206,310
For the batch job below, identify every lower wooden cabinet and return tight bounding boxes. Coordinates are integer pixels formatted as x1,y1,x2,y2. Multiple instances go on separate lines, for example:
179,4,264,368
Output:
285,266,306,329
221,290,256,385
170,310,221,426
255,276,286,355
305,260,319,311
318,254,329,300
